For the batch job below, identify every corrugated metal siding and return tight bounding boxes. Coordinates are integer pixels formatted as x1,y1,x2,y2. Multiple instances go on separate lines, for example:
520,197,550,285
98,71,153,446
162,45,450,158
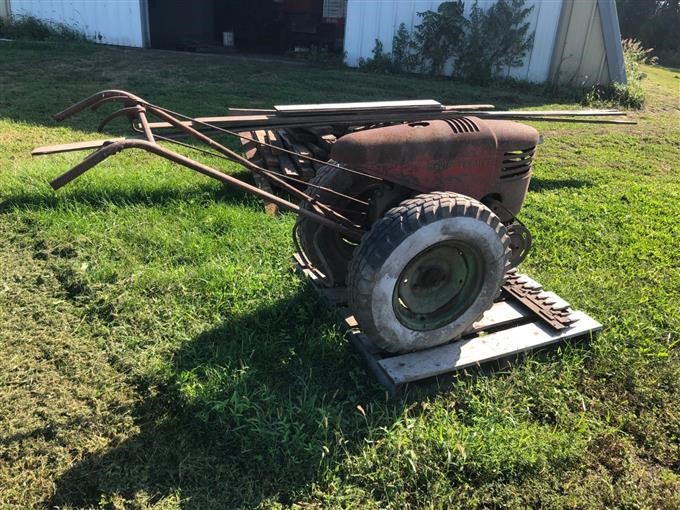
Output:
344,0,564,83
550,0,618,86
9,0,144,47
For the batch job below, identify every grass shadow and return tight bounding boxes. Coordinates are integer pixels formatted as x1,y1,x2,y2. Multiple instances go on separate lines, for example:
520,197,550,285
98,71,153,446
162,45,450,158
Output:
46,287,407,508
529,177,593,193
0,176,272,214
0,41,576,131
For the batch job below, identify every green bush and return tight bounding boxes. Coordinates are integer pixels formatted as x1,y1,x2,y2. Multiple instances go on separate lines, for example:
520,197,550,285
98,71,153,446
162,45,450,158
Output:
458,0,534,84
358,0,535,84
585,39,657,109
357,39,397,74
0,15,87,42
413,1,468,76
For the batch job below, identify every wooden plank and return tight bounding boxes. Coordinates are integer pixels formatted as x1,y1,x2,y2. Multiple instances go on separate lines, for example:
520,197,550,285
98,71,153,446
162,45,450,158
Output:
294,252,602,394
254,130,279,171
266,130,283,155
378,311,602,386
251,171,278,216
238,131,259,160
228,107,276,115
277,132,315,180
464,300,527,333
277,130,297,151
275,99,443,116
32,138,125,156
146,108,625,132
346,327,397,393
318,134,337,152
277,153,300,177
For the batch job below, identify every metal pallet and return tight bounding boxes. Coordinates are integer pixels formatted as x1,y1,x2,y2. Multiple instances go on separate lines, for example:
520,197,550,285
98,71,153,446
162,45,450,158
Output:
294,254,603,394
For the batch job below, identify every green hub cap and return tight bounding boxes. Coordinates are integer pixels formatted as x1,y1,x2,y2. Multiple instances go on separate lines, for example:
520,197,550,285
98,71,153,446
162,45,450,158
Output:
393,241,484,331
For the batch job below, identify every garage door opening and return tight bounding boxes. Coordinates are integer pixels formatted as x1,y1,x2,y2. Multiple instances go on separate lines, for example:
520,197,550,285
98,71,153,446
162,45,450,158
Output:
147,0,346,56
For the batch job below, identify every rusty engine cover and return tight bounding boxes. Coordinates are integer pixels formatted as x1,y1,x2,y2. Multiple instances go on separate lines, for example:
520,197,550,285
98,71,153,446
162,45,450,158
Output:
331,117,539,217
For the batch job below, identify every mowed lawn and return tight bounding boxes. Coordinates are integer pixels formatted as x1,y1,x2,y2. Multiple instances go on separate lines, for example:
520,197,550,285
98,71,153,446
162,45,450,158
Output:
0,41,678,509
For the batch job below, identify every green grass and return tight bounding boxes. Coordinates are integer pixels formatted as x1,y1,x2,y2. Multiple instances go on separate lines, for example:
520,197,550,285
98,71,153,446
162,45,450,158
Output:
1,41,678,509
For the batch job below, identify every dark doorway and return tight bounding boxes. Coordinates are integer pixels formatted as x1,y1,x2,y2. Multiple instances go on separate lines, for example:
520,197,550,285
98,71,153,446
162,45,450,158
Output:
147,0,346,55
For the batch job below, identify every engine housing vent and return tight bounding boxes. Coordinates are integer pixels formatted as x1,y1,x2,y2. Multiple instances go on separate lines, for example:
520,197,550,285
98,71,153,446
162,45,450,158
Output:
445,117,480,134
501,147,535,179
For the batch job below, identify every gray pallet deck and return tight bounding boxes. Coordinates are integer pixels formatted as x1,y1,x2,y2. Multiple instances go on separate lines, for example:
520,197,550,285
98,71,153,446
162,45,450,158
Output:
294,254,603,394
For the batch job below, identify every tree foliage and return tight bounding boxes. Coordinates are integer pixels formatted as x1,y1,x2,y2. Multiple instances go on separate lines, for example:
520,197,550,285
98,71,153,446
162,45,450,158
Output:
358,0,535,84
413,1,468,76
458,0,535,83
616,0,680,65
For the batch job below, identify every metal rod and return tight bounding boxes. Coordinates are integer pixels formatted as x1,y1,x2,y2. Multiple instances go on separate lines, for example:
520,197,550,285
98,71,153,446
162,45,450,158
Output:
148,103,384,182
144,105,360,229
48,139,364,239
153,133,370,207
487,116,637,124
53,90,146,121
97,106,144,132
137,110,155,142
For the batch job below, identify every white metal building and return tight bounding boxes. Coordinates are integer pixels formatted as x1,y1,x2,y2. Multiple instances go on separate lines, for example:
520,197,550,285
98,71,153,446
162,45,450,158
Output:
344,0,626,85
4,0,625,86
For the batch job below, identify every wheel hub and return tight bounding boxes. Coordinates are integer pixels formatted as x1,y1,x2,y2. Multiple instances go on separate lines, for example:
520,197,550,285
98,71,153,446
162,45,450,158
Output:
393,241,483,331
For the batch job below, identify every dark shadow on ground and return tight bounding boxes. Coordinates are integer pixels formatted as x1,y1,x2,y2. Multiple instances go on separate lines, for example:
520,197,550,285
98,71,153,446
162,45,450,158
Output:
46,288,407,509
0,175,274,214
0,41,574,130
529,177,593,193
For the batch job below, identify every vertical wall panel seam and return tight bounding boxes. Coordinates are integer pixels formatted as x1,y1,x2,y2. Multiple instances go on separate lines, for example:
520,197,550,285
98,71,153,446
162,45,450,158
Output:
524,0,542,81
576,0,598,82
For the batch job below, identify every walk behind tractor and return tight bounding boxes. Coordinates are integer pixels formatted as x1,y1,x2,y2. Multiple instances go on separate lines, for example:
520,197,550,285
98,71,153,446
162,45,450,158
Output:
33,90,629,358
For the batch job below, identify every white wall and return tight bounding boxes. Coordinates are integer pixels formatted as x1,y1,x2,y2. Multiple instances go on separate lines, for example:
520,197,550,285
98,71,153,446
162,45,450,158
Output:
9,0,144,47
344,0,564,83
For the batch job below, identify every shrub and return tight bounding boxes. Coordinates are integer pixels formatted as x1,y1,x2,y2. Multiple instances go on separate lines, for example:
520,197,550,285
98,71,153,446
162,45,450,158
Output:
413,1,468,76
357,0,535,83
357,24,419,74
357,39,396,74
585,39,657,109
0,15,87,42
391,23,419,73
457,0,535,84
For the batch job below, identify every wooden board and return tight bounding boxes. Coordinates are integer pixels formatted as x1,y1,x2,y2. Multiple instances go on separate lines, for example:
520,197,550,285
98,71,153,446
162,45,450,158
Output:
293,253,603,394
277,153,299,177
275,99,443,116
254,130,279,171
377,310,600,386
32,138,126,155
239,131,278,216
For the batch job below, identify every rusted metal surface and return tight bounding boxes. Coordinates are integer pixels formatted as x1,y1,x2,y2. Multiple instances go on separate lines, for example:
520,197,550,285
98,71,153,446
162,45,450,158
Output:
34,89,625,356
36,88,629,268
330,118,539,217
43,90,367,239
502,271,576,330
48,137,363,240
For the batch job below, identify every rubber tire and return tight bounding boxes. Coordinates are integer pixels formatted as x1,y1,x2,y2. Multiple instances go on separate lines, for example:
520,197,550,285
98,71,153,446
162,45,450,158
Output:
296,162,376,287
348,192,511,353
